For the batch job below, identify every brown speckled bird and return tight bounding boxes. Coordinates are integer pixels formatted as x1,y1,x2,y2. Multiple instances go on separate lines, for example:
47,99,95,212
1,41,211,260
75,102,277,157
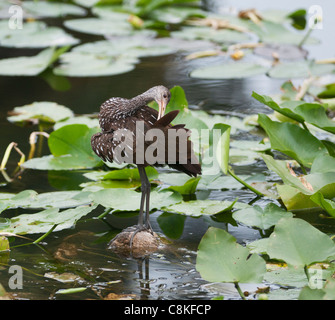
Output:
91,86,201,242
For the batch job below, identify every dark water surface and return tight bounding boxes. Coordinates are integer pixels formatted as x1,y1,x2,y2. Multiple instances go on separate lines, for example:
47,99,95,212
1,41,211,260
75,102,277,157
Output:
0,0,335,300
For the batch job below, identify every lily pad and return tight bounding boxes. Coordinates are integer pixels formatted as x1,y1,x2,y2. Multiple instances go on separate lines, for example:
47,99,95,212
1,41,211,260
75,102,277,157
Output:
233,203,293,230
268,61,335,79
22,124,102,170
7,101,74,124
64,18,156,37
258,114,328,167
90,188,182,211
53,52,137,77
163,199,249,216
0,47,56,76
190,62,269,79
196,227,266,283
1,26,79,48
171,26,250,44
266,217,335,267
0,205,96,235
22,1,86,18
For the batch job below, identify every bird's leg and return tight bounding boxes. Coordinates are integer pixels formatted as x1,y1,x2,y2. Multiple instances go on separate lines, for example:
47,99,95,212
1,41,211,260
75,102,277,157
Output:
129,166,152,249
138,166,153,233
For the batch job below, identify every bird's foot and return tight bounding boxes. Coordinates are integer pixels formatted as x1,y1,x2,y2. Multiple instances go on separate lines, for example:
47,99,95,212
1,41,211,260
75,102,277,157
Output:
127,224,153,249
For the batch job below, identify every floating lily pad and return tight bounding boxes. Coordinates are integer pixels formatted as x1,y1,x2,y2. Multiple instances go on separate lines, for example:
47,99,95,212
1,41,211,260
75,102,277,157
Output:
22,124,102,170
22,1,86,18
254,44,308,60
163,199,249,216
0,47,55,76
90,188,182,211
258,114,328,167
7,101,74,124
190,62,269,79
196,227,266,283
53,51,137,77
233,203,293,230
171,26,250,44
0,205,96,235
149,6,206,24
267,217,335,267
64,18,156,37
268,61,335,79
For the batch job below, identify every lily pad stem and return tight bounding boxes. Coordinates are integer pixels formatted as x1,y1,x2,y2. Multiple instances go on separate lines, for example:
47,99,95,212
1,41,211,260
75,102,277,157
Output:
228,168,263,197
33,224,57,244
234,282,246,300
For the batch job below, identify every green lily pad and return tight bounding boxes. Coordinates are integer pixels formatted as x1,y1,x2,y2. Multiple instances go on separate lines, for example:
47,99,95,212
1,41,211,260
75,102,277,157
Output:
0,205,96,235
1,26,79,48
0,47,56,76
103,167,158,181
171,26,250,44
310,192,335,217
163,199,249,216
64,18,156,37
22,124,102,170
7,101,74,124
149,6,206,23
167,177,200,194
267,217,335,267
190,62,269,79
233,203,293,230
268,61,335,79
22,1,86,18
258,114,328,167
90,188,182,211
53,52,137,77
196,227,266,283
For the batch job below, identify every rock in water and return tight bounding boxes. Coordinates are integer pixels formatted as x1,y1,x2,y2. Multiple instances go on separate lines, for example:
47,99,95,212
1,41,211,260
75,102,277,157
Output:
108,227,160,257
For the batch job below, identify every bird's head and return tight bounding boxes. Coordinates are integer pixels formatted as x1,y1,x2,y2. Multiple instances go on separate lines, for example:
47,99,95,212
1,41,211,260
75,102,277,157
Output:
150,85,171,120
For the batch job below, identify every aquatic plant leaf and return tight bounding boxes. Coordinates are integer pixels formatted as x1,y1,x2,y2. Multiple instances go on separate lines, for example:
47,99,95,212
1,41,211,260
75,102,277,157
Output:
0,47,55,76
7,101,74,124
53,51,137,77
266,217,335,267
64,18,156,37
268,61,335,79
90,188,182,211
247,20,318,45
22,1,86,17
22,124,102,170
163,199,249,216
258,114,328,167
0,205,96,235
190,62,269,79
0,190,91,211
156,212,186,239
277,185,317,210
310,192,335,218
1,27,79,48
252,92,304,123
103,166,158,181
167,177,200,194
232,203,293,230
311,154,335,174
171,26,250,43
149,6,206,23
196,227,266,283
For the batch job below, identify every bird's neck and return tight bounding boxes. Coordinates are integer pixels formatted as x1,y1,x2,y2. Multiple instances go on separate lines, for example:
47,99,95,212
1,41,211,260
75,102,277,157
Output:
129,88,156,110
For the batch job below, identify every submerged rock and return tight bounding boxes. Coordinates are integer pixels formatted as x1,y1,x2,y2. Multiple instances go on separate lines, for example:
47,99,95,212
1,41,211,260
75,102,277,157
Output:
108,226,161,257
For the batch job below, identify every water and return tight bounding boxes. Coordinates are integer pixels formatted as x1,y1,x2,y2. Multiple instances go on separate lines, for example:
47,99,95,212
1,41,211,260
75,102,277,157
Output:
0,0,335,300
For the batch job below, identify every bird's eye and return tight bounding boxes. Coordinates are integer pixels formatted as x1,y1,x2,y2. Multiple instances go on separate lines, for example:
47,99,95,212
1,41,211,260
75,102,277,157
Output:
163,94,167,99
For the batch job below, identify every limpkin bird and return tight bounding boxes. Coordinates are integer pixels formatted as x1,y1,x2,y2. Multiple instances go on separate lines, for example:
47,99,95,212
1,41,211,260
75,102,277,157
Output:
91,86,201,245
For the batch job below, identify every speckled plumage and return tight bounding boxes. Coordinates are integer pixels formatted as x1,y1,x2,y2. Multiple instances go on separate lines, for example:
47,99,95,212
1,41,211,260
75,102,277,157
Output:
91,86,201,176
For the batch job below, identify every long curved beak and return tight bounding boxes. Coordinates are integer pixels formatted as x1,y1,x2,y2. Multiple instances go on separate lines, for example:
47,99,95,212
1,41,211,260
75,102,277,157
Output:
157,100,167,120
